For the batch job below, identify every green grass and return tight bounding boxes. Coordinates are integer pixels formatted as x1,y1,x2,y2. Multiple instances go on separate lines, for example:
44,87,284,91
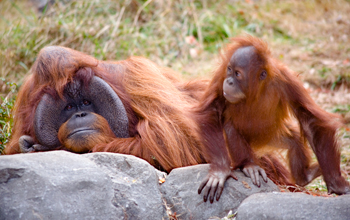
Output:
0,79,17,153
0,0,274,83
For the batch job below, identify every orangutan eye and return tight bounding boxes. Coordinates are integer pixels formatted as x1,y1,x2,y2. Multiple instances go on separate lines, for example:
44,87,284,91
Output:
64,104,74,111
260,70,267,80
235,71,241,78
82,99,91,106
227,66,232,74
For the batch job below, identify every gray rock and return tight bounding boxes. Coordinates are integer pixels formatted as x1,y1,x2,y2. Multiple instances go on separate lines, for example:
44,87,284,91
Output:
160,164,280,219
82,153,165,219
0,151,164,220
236,192,350,220
8,151,335,220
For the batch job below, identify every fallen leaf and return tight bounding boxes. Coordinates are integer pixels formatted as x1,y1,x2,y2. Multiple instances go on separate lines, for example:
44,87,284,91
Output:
159,178,165,184
242,180,251,189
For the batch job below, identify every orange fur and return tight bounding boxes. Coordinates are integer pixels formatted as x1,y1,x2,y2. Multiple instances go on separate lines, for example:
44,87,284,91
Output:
196,35,349,195
5,46,206,172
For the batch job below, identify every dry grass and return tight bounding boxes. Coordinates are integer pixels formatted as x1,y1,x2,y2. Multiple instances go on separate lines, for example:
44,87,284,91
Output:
1,0,350,194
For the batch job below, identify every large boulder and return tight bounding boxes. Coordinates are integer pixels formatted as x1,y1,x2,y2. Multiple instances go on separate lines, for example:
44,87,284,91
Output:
0,150,297,219
0,151,164,220
161,164,279,219
236,192,350,220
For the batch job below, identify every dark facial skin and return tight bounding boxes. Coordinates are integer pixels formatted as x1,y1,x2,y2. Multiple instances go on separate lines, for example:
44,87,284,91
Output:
61,98,94,122
20,76,129,153
61,101,96,139
223,46,267,103
57,82,101,143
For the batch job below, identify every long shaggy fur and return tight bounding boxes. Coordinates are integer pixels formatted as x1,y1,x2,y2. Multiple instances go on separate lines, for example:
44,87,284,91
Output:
5,46,206,172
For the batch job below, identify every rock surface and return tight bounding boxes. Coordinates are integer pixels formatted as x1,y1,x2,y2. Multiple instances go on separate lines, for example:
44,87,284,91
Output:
82,153,165,219
236,192,350,220
2,151,347,220
0,151,164,220
161,164,279,219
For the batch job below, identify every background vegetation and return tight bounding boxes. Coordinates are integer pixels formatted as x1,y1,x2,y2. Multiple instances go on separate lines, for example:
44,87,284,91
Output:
1,0,350,195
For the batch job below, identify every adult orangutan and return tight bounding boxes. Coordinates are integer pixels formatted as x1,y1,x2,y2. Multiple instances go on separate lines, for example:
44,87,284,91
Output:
4,46,207,172
197,35,350,203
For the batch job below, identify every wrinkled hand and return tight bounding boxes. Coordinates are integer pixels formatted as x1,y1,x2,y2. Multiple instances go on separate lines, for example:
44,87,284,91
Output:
19,135,49,153
326,175,350,195
198,167,237,203
241,163,267,187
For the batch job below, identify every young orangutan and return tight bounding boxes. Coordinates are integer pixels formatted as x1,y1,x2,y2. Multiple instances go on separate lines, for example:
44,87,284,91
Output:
196,35,350,203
